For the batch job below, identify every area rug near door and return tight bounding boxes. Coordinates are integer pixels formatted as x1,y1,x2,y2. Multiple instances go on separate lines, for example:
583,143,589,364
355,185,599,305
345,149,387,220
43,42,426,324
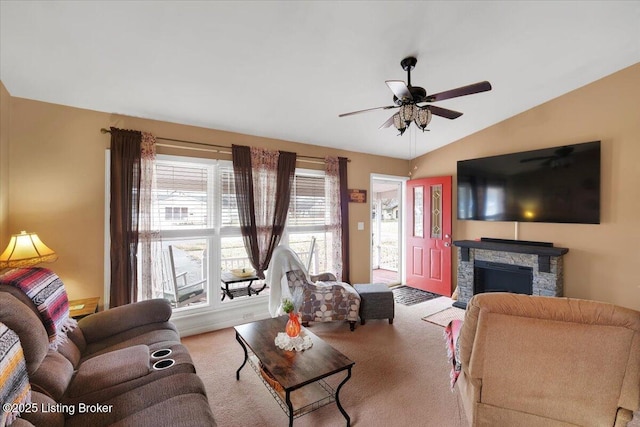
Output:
422,307,466,327
392,285,440,306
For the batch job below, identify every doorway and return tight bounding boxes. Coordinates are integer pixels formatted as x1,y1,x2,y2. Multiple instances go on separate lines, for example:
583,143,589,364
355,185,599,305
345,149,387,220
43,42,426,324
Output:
371,175,407,286
405,176,452,296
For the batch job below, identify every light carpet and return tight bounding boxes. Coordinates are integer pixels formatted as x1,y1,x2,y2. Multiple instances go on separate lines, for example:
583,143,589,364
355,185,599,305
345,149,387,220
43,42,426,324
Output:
182,298,468,427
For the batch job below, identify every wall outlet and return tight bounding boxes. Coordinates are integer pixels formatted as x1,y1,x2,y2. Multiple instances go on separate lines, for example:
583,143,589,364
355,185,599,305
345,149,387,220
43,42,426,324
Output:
357,222,364,230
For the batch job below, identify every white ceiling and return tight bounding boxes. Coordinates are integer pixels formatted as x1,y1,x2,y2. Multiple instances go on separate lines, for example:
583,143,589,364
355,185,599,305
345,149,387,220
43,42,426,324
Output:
1,1,639,160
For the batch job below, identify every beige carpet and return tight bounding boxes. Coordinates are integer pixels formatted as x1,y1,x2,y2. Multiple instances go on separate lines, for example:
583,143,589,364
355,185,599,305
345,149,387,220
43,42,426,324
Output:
182,299,468,427
422,307,467,327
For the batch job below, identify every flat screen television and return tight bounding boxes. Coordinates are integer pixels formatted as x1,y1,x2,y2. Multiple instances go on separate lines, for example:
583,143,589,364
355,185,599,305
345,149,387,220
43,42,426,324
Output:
457,141,600,224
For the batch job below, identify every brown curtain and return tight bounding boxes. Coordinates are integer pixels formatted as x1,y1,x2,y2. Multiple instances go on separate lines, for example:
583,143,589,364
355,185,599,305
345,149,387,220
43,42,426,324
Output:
232,145,296,279
109,127,142,307
232,145,258,271
339,157,350,283
268,150,297,268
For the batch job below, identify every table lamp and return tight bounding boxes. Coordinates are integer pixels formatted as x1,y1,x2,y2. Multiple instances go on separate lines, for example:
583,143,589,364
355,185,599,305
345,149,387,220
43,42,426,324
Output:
0,230,58,268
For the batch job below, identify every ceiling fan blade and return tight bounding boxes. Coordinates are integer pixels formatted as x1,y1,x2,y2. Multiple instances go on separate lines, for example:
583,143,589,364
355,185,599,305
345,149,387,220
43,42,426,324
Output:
385,80,413,102
428,105,463,119
379,114,396,129
427,81,492,102
339,105,397,117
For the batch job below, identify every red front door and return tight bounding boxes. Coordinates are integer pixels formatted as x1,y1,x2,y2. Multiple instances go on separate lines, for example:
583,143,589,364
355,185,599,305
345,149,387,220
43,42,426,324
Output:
406,176,452,296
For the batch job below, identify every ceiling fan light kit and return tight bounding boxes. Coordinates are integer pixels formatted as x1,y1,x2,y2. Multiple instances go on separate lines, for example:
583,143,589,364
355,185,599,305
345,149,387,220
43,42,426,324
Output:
415,107,432,131
339,56,492,136
393,113,407,135
399,103,417,125
394,105,432,136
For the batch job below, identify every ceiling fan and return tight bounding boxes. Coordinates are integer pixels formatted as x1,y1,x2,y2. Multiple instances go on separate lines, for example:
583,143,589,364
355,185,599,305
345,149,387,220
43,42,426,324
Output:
339,57,492,135
520,146,575,168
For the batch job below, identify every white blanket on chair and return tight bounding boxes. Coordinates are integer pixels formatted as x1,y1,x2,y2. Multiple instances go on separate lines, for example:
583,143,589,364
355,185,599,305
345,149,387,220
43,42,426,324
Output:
267,245,310,317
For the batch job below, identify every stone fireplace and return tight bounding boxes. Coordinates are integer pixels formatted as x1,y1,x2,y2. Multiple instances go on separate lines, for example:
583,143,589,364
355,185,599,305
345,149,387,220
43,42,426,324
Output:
453,238,569,309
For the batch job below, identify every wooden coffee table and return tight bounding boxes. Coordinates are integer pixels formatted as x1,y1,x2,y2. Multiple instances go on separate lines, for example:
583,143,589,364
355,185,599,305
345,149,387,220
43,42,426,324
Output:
235,317,354,426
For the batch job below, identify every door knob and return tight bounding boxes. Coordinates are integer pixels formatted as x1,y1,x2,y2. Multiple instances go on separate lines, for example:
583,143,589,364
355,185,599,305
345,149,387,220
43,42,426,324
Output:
445,234,451,239
444,242,451,247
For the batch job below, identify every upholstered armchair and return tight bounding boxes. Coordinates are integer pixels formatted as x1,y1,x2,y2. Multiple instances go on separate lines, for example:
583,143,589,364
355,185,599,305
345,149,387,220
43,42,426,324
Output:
455,292,640,427
285,269,360,331
267,245,360,331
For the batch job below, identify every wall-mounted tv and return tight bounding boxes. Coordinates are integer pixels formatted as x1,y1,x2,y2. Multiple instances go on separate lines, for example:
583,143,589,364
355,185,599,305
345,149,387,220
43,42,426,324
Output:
457,141,600,224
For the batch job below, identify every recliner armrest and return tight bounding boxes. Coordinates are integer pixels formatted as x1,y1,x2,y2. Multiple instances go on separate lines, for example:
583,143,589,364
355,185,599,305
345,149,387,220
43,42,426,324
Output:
78,299,173,344
615,408,634,427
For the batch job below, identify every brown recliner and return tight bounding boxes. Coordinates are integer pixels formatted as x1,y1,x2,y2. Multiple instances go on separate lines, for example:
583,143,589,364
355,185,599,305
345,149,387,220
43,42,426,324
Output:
0,290,216,426
0,284,181,362
456,292,640,427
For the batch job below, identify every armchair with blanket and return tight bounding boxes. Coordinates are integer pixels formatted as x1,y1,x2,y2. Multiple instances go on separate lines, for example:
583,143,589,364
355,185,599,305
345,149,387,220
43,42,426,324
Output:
267,245,360,331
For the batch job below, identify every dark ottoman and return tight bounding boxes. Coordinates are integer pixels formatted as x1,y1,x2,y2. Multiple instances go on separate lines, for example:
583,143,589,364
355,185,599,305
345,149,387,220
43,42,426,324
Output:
354,283,394,325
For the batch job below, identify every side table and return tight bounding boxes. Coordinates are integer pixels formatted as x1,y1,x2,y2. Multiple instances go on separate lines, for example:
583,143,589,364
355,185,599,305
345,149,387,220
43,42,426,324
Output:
68,297,100,319
220,271,266,301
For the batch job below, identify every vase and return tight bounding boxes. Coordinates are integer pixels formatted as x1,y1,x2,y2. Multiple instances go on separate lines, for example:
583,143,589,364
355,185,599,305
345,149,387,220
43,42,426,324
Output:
285,312,301,338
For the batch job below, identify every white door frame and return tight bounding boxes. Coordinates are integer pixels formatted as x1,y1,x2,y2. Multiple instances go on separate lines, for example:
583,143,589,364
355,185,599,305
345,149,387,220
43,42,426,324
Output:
370,173,408,284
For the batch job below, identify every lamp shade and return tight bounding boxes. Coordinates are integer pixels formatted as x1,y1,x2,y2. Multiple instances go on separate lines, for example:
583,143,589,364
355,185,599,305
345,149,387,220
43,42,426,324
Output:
392,113,407,136
0,231,58,268
415,107,432,131
399,103,417,124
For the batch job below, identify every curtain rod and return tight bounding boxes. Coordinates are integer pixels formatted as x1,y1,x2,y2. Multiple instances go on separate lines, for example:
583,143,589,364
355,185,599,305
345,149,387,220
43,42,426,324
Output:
100,128,350,163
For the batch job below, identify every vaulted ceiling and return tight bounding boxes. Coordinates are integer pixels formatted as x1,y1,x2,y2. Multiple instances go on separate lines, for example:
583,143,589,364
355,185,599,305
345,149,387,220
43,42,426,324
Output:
1,1,638,159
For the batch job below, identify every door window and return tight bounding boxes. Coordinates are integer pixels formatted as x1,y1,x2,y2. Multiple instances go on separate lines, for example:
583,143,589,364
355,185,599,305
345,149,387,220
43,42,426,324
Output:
413,186,424,238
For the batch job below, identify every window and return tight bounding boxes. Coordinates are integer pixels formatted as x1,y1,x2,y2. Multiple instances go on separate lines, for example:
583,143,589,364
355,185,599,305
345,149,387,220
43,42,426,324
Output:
150,158,256,309
127,155,333,312
283,170,333,275
155,162,211,230
219,166,240,228
151,157,217,310
165,207,188,221
219,167,251,273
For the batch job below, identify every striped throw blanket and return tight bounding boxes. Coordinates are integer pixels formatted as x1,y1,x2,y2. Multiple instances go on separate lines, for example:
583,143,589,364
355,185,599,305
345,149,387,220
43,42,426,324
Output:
0,268,77,350
444,319,463,389
0,322,31,427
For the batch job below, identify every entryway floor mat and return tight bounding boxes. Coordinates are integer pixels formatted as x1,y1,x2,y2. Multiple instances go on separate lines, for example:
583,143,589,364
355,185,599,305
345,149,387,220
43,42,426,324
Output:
391,285,441,306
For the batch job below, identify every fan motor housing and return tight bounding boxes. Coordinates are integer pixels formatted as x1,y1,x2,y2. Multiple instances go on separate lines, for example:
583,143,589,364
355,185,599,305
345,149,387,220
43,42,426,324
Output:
393,86,427,105
401,56,417,71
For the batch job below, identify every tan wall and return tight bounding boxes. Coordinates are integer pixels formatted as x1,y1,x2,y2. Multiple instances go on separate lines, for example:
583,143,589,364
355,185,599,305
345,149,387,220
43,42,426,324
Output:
5,97,408,299
412,63,640,310
0,82,10,250
6,64,638,310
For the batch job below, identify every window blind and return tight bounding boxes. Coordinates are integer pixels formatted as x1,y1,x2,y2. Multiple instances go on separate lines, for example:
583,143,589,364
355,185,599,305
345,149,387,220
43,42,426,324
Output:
288,174,326,228
154,161,211,229
220,167,240,227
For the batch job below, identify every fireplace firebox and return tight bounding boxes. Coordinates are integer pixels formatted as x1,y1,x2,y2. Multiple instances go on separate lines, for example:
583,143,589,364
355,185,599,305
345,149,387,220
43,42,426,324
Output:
474,260,533,295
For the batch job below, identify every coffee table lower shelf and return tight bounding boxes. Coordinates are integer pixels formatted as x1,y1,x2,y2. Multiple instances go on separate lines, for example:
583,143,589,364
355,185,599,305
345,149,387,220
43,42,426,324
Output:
247,353,337,419
235,318,353,426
